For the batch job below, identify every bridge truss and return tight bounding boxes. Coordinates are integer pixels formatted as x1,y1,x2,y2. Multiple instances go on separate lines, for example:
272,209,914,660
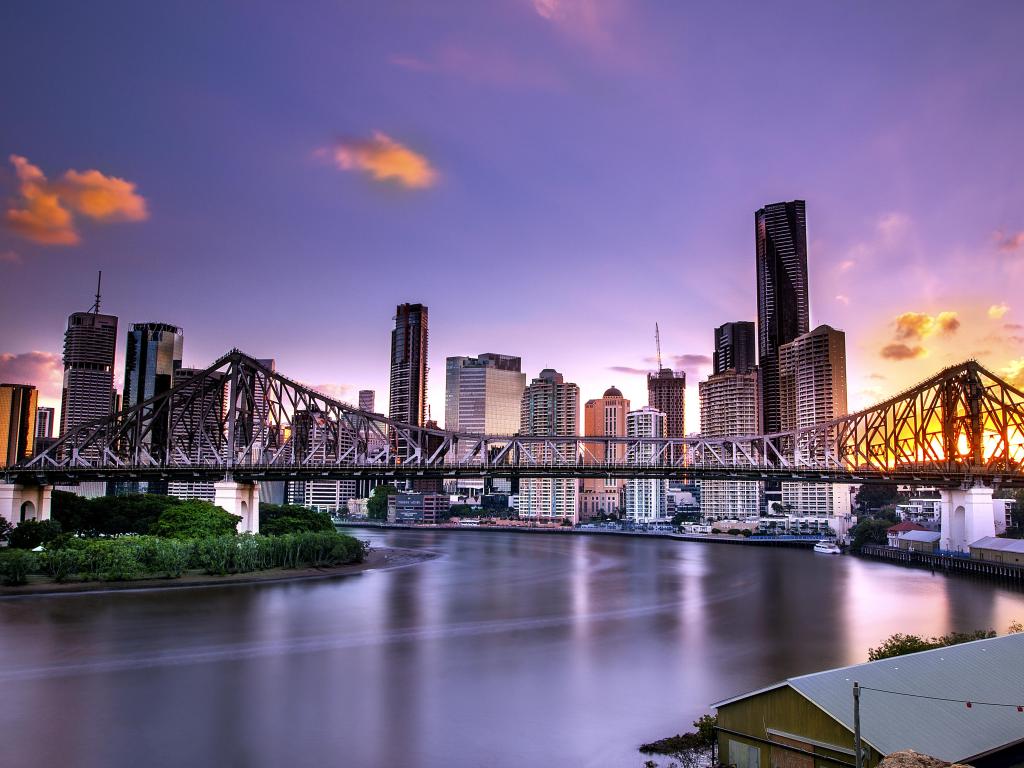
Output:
7,350,1024,487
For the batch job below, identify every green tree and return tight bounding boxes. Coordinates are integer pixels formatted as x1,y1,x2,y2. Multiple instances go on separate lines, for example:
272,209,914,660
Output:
0,517,13,543
639,714,717,768
849,518,893,551
868,630,996,661
855,483,903,511
151,501,241,539
367,484,398,521
8,519,64,549
52,491,181,536
259,504,334,535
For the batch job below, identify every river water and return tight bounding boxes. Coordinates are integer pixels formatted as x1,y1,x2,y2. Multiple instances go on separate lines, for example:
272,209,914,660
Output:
2,529,1023,768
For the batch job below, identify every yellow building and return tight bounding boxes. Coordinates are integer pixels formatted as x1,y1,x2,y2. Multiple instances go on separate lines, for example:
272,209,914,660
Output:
0,383,38,468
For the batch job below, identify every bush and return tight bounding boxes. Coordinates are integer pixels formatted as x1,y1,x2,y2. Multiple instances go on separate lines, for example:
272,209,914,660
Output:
0,550,38,585
152,501,241,539
710,527,722,534
740,529,753,537
42,548,83,583
8,519,64,549
727,528,743,536
259,504,335,536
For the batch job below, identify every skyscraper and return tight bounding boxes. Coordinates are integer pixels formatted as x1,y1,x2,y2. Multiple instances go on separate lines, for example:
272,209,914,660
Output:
755,200,810,435
122,322,184,461
647,369,686,438
713,321,756,375
779,325,849,519
579,386,629,520
60,309,118,447
518,369,579,523
444,354,525,434
389,303,429,457
698,368,760,520
0,384,38,468
624,406,668,523
358,390,375,413
35,406,55,439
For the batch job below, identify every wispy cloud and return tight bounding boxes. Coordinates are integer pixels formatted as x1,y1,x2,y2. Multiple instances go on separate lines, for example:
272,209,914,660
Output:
835,294,850,305
4,155,148,246
0,351,64,401
390,46,561,90
994,230,1024,253
988,303,1010,319
1003,359,1024,389
0,250,21,264
325,132,437,189
608,365,647,375
881,343,926,361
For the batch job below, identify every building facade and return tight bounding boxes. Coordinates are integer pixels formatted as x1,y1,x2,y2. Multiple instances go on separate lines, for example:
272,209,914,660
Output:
389,303,429,436
713,321,756,375
779,325,850,519
579,386,629,520
624,406,668,523
0,384,38,468
388,492,450,525
358,389,375,412
698,368,761,520
60,310,118,449
647,368,686,438
35,406,55,439
518,369,579,523
755,200,810,435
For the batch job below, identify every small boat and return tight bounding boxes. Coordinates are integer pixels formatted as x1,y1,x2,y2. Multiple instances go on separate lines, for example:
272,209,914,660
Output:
813,540,842,554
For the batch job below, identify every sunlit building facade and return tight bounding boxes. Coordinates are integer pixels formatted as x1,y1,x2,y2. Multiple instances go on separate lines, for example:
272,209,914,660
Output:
624,406,668,523
579,386,629,520
0,384,38,468
60,310,118,448
698,368,760,520
518,369,579,523
647,368,686,438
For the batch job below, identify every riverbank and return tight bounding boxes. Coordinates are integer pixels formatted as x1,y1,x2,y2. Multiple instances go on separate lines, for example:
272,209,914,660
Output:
0,546,438,598
338,521,822,548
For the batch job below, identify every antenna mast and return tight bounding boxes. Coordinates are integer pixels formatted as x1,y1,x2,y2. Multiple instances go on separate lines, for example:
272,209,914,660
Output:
91,270,102,313
655,322,663,370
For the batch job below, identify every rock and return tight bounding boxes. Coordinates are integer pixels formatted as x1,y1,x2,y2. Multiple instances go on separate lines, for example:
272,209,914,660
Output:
879,750,972,768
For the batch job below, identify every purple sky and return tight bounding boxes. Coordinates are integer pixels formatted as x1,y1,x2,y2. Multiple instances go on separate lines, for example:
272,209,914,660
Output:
1,0,1023,431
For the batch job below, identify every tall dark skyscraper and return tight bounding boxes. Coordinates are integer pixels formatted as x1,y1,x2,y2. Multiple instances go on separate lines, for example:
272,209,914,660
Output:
389,303,429,459
60,309,118,446
755,200,810,434
713,321,756,375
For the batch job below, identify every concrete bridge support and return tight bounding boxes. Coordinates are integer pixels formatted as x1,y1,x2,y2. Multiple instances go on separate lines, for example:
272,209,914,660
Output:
0,484,53,526
940,484,995,553
214,480,260,533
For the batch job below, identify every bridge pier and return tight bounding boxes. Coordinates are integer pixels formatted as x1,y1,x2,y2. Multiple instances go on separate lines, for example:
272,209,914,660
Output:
214,480,260,533
940,483,995,553
0,484,52,526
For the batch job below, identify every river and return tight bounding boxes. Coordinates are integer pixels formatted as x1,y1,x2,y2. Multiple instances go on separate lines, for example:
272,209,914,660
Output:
1,529,1022,767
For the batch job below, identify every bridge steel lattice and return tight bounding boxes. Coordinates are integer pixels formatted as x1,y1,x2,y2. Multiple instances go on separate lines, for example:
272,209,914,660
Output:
5,350,1024,488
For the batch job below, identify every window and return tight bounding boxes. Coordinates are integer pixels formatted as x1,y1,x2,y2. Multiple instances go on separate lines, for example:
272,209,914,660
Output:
728,740,760,768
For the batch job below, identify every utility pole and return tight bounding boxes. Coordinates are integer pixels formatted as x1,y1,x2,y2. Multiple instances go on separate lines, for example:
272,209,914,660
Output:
853,681,863,768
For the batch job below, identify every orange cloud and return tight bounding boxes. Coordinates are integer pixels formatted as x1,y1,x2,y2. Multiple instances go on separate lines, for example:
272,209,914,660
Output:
893,310,960,341
881,343,926,360
994,230,1024,253
1004,359,1024,390
0,250,20,264
4,155,148,245
329,132,437,189
988,303,1010,319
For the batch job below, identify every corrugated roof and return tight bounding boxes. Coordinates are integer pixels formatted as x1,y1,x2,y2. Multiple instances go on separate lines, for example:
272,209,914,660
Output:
888,521,929,533
897,530,941,543
714,634,1024,761
970,536,1024,554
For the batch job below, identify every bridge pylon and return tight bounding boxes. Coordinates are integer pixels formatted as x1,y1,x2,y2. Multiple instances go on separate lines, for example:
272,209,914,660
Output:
939,482,995,552
0,483,52,526
214,480,260,533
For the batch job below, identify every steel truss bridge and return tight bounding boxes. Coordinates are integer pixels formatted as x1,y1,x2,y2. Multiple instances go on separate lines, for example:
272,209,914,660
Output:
6,350,1024,488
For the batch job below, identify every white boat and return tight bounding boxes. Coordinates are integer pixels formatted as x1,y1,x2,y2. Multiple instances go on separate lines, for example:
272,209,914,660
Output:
813,540,842,555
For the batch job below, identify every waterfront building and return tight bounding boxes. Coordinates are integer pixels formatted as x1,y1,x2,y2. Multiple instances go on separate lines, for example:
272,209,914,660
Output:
35,406,55,439
755,199,810,435
647,368,686,438
0,384,38,468
779,325,850,520
713,321,756,375
387,492,450,525
624,406,668,523
518,369,579,523
358,389,375,412
698,368,760,521
60,309,118,450
287,480,359,514
579,386,629,520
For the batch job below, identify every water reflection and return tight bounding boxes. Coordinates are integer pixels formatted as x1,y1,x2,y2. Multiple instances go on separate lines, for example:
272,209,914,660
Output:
1,530,1022,768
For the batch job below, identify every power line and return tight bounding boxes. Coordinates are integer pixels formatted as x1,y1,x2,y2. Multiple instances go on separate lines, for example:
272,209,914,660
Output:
860,685,1024,710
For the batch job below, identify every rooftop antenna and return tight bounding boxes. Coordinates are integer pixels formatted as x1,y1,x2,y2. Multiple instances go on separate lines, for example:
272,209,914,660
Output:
655,322,663,370
90,270,102,314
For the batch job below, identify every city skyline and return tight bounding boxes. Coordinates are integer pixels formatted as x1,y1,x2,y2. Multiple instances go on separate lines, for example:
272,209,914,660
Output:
2,2,1023,433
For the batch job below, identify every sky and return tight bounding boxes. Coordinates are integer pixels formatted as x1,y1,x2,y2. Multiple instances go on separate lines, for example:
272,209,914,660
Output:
1,0,1023,432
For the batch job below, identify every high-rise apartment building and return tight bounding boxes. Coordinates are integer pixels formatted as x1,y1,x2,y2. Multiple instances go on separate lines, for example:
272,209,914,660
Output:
518,369,579,523
714,321,756,375
389,303,429,458
60,309,118,445
579,386,629,520
0,384,38,468
698,368,760,520
35,406,55,439
624,406,668,523
755,200,810,435
647,369,686,438
358,390,375,412
779,325,849,519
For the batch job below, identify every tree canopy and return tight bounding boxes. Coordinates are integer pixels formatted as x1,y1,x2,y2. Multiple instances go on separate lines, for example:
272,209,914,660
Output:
855,483,903,511
259,504,335,535
150,501,241,539
367,484,398,520
849,518,893,551
51,491,181,536
868,630,996,661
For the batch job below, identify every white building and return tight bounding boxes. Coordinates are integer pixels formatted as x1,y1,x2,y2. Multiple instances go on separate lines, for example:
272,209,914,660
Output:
624,406,668,523
518,369,579,523
779,325,851,523
698,368,760,521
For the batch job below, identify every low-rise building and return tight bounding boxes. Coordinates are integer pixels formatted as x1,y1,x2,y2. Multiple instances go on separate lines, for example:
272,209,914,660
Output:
885,520,929,547
896,529,941,553
714,633,1024,767
969,536,1024,566
388,492,450,525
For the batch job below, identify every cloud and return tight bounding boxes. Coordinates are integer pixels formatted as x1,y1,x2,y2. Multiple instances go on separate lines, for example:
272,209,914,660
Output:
326,132,437,189
608,366,647,376
893,311,960,341
4,155,148,245
390,46,561,89
304,382,354,403
1003,359,1024,390
838,259,855,272
1006,323,1023,331
0,351,64,403
881,343,926,361
671,354,712,369
835,294,850,305
994,230,1024,253
988,303,1010,319
0,250,21,264
867,373,887,381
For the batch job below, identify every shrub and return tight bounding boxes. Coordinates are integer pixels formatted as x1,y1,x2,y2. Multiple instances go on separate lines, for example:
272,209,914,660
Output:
710,527,722,534
0,550,38,585
152,501,241,539
727,528,743,536
259,504,335,536
9,519,64,549
42,548,83,583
